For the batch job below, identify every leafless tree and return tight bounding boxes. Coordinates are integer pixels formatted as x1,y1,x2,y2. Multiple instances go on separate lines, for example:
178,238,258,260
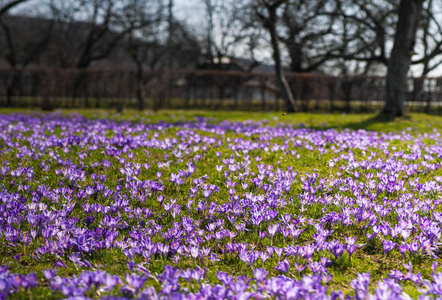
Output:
253,0,297,112
384,0,423,117
0,0,29,15
200,0,254,66
279,0,336,73
0,0,54,106
124,0,201,110
326,0,442,78
322,0,398,74
45,0,158,69
413,0,442,77
123,0,164,110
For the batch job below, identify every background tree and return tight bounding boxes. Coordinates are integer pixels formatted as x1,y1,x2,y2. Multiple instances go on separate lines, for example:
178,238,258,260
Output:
199,0,254,67
2,0,442,112
253,0,297,112
413,0,442,77
0,0,53,106
125,0,200,110
279,0,336,73
0,0,29,15
325,0,398,74
124,0,164,111
384,0,423,117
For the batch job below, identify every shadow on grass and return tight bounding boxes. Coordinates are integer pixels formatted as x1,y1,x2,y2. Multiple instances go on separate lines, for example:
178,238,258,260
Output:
337,113,400,131
307,113,411,131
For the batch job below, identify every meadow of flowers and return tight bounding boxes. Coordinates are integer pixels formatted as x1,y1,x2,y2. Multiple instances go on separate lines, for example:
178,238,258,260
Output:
1,111,442,299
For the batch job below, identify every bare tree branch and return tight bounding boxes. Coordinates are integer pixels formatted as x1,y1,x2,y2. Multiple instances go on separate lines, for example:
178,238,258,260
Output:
0,0,29,16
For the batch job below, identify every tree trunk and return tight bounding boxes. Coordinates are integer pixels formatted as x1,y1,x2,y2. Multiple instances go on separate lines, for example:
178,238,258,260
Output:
135,63,144,111
136,83,144,111
425,92,432,113
343,78,352,113
5,72,20,107
184,81,192,108
265,4,297,113
329,82,335,113
95,92,100,108
383,0,423,117
261,81,266,111
275,92,279,111
6,84,13,107
288,45,303,73
272,41,297,112
217,85,225,110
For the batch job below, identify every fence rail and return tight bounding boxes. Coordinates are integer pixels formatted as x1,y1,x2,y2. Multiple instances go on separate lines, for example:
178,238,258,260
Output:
1,68,441,112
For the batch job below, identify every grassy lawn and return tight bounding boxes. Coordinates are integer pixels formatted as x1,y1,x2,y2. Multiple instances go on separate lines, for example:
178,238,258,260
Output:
3,107,442,131
1,108,442,299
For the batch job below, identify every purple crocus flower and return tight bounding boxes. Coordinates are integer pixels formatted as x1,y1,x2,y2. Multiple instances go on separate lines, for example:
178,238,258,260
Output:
253,268,268,282
125,273,147,296
54,259,68,268
398,243,408,260
351,272,371,300
275,259,290,273
383,240,397,256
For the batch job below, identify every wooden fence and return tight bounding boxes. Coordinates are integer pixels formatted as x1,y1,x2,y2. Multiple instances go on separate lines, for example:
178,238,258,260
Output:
0,68,441,112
